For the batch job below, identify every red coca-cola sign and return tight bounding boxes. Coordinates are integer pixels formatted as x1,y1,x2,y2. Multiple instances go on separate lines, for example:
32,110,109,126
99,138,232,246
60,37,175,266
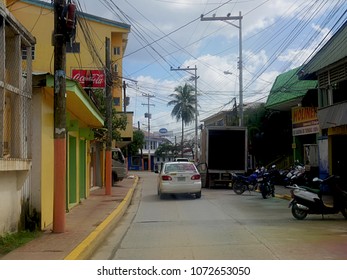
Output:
71,69,105,88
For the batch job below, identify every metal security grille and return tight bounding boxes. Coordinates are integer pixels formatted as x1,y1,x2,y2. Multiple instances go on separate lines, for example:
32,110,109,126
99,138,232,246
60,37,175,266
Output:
318,63,347,88
0,35,32,160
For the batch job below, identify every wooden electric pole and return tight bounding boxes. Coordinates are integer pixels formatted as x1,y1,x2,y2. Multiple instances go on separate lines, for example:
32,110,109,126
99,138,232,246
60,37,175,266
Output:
53,0,67,233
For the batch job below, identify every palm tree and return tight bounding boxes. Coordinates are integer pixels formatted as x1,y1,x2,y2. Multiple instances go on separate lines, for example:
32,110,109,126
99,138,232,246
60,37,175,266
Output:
167,83,197,157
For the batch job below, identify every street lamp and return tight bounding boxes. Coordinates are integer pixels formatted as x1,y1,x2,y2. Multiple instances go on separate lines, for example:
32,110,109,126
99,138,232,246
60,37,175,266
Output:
201,12,243,126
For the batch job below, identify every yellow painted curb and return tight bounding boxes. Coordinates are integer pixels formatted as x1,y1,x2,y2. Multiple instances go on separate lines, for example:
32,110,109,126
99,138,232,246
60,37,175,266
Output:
64,175,139,260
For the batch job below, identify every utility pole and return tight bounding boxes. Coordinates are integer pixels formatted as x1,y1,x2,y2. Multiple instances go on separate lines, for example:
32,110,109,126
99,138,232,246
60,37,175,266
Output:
201,12,243,126
138,121,144,170
170,66,199,161
53,0,67,233
142,94,154,171
105,37,112,195
123,80,127,113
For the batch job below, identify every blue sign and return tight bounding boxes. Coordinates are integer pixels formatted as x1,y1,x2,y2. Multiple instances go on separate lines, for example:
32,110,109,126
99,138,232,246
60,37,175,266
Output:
159,128,168,134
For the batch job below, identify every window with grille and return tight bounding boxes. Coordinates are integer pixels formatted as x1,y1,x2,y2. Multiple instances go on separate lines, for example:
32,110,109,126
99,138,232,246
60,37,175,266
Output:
22,46,35,60
113,47,121,55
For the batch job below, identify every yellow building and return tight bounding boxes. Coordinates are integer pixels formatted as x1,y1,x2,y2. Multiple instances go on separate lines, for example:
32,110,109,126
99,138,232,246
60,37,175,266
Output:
6,0,132,230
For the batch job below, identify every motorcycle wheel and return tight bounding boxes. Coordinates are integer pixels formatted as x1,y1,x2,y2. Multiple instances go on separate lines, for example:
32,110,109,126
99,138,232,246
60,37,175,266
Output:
233,181,245,195
261,184,269,199
340,206,347,219
261,191,268,199
291,203,308,220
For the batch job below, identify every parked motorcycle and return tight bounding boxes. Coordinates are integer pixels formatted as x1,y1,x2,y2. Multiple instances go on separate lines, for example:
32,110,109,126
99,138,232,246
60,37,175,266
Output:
288,175,347,220
258,165,278,199
232,169,260,195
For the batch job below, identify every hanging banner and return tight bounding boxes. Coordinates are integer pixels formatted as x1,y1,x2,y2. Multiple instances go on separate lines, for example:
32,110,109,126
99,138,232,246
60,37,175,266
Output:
71,69,105,88
292,107,319,136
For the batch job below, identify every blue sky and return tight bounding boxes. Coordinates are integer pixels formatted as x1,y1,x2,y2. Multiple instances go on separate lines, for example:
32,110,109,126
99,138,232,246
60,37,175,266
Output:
52,0,347,140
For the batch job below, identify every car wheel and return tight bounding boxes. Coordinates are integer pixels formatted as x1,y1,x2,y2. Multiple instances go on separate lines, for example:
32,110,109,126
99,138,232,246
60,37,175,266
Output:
195,191,201,199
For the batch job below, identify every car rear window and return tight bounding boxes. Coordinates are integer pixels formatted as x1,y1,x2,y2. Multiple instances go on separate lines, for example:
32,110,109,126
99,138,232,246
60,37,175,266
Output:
164,163,197,173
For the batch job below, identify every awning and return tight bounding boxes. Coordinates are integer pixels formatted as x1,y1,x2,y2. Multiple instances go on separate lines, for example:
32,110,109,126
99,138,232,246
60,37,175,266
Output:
317,102,347,129
45,75,104,128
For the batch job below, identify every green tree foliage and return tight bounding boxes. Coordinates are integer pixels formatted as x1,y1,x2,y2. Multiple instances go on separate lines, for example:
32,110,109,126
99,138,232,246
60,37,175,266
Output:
127,130,145,156
155,141,177,157
167,83,197,156
91,89,127,142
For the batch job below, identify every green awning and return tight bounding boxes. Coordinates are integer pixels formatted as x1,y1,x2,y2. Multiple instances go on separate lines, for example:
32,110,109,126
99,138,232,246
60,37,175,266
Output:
266,67,317,111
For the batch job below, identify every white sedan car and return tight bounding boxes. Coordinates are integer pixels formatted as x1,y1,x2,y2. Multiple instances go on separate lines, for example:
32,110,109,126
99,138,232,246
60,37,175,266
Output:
157,162,202,199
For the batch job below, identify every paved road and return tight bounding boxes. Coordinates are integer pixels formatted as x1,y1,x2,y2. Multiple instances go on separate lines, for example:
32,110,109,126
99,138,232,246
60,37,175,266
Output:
92,171,347,260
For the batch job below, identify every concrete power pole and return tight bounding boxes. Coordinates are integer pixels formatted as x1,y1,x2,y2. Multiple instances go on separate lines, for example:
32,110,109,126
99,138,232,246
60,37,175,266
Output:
53,0,67,233
201,12,243,126
170,66,199,161
105,37,112,195
142,94,154,171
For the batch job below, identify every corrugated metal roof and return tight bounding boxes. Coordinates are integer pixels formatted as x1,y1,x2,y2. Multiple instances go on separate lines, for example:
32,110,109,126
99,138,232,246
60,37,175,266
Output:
265,67,317,110
300,20,347,76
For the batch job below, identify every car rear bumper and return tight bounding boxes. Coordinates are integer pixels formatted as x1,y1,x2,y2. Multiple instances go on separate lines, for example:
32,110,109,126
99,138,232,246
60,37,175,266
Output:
160,182,202,194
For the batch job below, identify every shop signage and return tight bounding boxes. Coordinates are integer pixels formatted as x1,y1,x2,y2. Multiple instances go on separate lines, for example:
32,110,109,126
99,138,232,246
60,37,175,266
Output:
292,107,319,136
71,69,105,88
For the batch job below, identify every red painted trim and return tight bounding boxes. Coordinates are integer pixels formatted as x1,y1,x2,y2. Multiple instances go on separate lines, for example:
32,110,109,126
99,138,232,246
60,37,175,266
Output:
53,138,66,233
105,150,112,195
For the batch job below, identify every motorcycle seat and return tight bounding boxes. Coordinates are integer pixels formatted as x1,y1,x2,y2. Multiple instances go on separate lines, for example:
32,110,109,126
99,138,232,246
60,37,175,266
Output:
301,186,320,194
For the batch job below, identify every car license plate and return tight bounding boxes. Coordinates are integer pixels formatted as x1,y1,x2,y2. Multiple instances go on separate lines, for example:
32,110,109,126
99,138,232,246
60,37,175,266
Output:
178,177,185,182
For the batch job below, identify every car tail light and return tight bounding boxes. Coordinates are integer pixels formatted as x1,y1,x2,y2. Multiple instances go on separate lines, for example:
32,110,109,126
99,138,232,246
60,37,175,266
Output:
162,175,172,181
191,174,201,180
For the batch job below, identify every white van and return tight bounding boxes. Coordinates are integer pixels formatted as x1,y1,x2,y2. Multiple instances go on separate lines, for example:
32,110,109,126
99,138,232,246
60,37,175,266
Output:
112,148,127,184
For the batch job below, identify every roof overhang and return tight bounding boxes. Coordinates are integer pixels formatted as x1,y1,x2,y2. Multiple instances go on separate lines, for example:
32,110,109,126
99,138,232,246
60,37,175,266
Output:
317,102,347,130
265,97,303,111
43,74,104,128
266,67,317,111
300,21,347,79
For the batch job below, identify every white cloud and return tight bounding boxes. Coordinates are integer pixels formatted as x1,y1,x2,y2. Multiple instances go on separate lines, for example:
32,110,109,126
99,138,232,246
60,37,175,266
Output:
41,0,344,139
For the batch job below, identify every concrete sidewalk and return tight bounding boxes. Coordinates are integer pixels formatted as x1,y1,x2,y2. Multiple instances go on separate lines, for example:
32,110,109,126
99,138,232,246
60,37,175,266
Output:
1,175,138,260
274,184,292,200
